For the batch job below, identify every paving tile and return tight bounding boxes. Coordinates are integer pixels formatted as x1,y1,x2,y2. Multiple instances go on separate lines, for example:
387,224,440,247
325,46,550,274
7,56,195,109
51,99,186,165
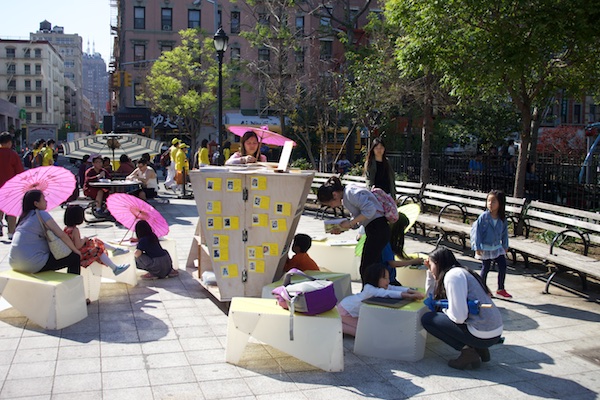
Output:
102,386,153,400
140,339,184,354
51,391,102,400
52,372,102,394
0,376,53,398
198,377,253,400
55,357,101,376
11,347,58,364
100,342,142,357
244,374,299,395
192,362,242,382
147,365,197,386
101,369,150,390
101,355,146,372
57,343,100,360
151,383,205,400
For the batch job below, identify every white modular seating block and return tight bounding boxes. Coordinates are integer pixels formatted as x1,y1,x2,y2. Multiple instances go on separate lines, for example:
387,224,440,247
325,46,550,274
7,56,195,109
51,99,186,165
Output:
395,266,427,289
81,266,101,302
159,238,179,270
354,301,428,361
226,297,344,372
261,271,352,304
308,241,360,280
0,270,88,330
88,258,138,287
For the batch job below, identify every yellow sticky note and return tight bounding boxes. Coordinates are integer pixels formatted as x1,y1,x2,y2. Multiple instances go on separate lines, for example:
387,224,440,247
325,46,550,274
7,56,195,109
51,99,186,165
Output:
248,260,265,273
206,178,222,191
262,243,279,256
274,202,291,216
221,264,238,278
226,178,242,192
270,218,287,232
251,214,269,227
212,247,228,261
252,195,270,210
206,217,223,230
206,200,222,214
247,246,264,259
212,234,229,247
250,176,267,190
223,216,239,230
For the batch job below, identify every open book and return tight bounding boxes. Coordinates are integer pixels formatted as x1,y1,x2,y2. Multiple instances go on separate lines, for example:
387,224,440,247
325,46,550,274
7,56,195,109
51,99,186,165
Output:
324,218,349,233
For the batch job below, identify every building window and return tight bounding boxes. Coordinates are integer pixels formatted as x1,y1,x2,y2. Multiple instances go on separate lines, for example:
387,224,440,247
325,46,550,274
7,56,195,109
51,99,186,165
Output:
162,8,173,31
9,96,16,104
36,96,42,107
188,10,200,29
590,104,597,123
295,48,304,71
295,16,304,36
134,83,145,107
6,48,15,58
8,80,16,90
258,12,270,25
25,96,32,107
24,64,31,75
34,49,42,58
35,64,42,75
161,44,172,53
258,48,270,62
320,7,332,27
320,40,333,60
230,47,240,70
574,104,581,124
134,44,146,67
25,80,31,90
231,11,241,34
134,6,145,29
35,80,42,91
24,48,30,58
230,82,241,108
7,63,16,74
26,112,32,122
349,8,359,29
36,112,42,122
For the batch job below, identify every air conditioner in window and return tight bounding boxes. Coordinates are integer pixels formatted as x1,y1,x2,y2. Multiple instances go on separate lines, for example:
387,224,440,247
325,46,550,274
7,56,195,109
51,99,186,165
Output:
163,25,172,31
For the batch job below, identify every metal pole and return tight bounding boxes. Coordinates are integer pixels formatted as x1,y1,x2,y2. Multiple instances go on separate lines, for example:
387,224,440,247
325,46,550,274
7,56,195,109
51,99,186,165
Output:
217,50,224,150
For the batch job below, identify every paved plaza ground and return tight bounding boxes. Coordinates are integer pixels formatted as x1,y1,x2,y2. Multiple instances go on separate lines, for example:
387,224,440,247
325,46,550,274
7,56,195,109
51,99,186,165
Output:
0,182,599,399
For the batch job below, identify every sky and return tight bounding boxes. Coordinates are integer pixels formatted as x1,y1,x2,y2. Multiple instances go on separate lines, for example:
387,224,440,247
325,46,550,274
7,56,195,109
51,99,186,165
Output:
2,0,112,65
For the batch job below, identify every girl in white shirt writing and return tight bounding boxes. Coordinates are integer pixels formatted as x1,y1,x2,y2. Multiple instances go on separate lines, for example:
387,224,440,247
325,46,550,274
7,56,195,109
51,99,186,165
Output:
337,262,424,336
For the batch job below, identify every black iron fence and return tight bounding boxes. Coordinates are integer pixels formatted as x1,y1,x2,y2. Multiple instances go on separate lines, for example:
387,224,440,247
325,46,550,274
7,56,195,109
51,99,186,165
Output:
387,152,600,211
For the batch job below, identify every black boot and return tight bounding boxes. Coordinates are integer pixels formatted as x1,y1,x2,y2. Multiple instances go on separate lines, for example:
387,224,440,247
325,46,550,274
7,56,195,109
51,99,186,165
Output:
448,347,481,370
475,347,490,362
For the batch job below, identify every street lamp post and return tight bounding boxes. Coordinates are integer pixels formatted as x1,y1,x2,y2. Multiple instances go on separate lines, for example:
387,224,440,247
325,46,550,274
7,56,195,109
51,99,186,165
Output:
213,28,229,164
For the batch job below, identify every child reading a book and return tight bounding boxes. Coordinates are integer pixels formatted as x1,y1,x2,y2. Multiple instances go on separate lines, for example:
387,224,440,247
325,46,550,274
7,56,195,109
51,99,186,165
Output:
284,233,320,272
337,263,424,336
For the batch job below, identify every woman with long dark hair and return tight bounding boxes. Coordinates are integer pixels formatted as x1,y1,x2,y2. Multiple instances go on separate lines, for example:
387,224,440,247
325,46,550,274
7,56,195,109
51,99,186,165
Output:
422,247,503,370
9,190,81,274
317,176,389,285
364,137,396,198
225,131,267,165
134,220,178,280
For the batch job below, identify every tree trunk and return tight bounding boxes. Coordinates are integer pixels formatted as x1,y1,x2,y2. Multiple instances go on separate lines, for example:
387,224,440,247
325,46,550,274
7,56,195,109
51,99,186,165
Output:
420,73,434,185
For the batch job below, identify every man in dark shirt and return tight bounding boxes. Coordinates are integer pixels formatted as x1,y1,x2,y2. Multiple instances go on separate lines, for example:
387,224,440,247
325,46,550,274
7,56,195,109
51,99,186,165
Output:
0,132,25,240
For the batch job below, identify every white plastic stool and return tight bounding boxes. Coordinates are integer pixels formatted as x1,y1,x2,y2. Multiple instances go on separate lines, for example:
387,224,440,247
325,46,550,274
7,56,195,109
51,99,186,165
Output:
353,300,428,361
226,297,344,372
0,270,88,329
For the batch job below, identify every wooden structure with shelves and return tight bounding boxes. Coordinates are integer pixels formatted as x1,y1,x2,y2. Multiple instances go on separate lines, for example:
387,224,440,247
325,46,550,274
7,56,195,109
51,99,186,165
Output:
186,167,314,301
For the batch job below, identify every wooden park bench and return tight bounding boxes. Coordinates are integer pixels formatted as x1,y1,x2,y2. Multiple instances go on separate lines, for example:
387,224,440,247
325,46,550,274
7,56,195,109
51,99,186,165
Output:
508,200,600,293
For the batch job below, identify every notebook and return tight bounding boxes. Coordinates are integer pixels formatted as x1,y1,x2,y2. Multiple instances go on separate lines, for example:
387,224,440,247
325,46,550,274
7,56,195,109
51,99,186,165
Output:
361,297,413,309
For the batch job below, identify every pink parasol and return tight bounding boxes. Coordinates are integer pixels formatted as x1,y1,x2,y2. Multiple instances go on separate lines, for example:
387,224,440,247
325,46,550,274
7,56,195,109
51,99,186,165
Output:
106,193,169,238
226,125,296,147
0,166,76,216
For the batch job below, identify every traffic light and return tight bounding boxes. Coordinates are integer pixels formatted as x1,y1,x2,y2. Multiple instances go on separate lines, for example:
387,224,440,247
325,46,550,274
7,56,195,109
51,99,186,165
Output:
124,72,132,87
112,71,120,87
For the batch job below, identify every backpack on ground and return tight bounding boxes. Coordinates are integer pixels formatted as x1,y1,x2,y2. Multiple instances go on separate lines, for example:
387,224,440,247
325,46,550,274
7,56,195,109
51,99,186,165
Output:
371,187,399,223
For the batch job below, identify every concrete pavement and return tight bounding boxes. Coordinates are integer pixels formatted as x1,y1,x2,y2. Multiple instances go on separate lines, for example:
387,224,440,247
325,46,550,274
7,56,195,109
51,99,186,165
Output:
0,187,599,399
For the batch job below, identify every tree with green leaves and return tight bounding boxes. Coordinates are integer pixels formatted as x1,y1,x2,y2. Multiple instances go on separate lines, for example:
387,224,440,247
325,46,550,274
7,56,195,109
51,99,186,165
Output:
141,29,223,155
386,0,600,197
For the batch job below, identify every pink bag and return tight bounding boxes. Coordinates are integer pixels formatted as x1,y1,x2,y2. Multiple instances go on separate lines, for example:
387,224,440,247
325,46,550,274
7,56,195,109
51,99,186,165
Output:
371,187,399,223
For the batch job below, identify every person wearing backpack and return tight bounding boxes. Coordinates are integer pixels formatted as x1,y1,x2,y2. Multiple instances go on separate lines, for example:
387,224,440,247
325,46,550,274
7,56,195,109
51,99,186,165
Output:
31,139,45,168
318,176,389,286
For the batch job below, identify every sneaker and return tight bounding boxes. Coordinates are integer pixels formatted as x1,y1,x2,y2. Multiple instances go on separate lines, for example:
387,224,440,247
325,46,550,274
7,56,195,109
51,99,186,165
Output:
7,233,13,241
141,272,158,280
496,289,513,299
167,269,179,278
111,248,130,256
113,264,130,276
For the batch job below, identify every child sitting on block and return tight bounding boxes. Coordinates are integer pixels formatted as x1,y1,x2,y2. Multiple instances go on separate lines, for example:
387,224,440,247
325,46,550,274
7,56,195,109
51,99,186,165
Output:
284,233,320,272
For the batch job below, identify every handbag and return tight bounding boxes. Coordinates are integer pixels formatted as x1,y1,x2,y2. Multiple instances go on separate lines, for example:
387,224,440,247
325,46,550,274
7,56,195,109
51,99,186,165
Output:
272,268,337,340
36,210,72,260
